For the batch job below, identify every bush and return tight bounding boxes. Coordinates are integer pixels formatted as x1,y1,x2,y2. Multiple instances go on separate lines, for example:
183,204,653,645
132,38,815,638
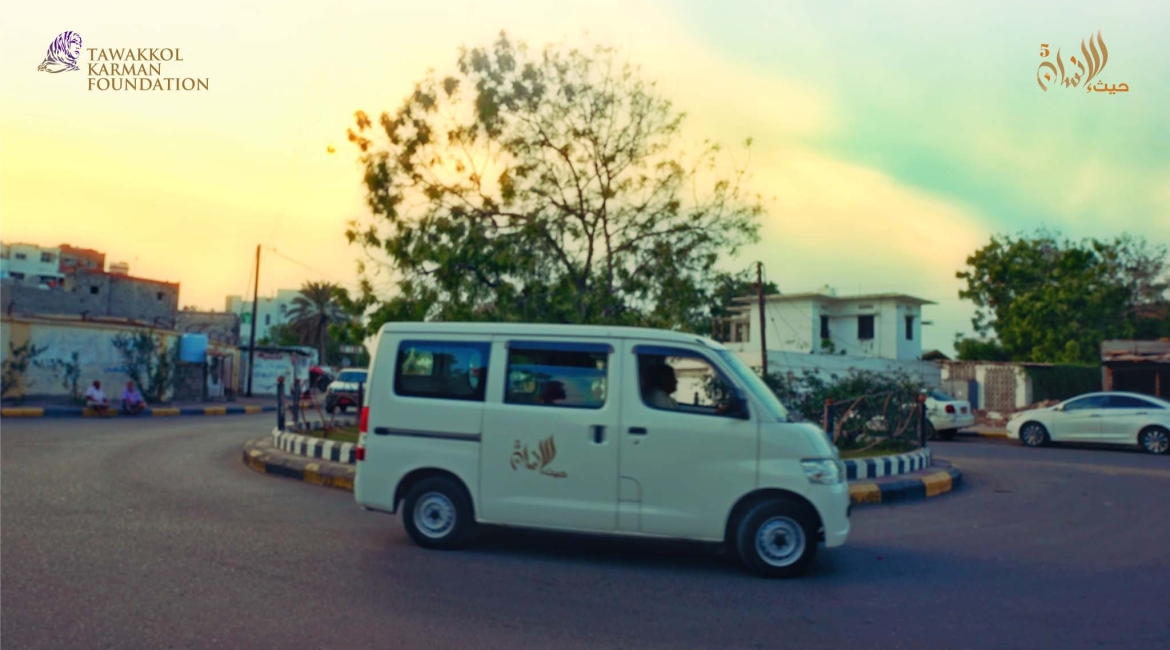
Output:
762,368,928,449
1027,365,1101,402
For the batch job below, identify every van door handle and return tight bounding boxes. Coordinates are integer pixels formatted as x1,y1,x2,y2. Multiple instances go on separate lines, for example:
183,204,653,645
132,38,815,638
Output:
590,425,605,444
628,427,648,436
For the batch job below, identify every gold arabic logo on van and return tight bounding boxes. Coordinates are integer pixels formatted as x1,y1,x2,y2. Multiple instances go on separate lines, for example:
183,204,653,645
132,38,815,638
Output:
510,436,567,478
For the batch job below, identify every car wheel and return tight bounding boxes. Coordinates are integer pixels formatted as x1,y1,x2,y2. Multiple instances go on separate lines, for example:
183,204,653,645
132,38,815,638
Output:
735,498,818,578
924,419,937,440
1020,422,1049,448
402,477,476,550
937,428,956,441
325,402,336,414
1138,426,1170,455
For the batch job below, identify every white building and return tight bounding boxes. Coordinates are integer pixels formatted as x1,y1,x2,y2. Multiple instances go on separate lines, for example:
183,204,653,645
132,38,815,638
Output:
720,287,941,387
226,289,303,345
0,243,65,285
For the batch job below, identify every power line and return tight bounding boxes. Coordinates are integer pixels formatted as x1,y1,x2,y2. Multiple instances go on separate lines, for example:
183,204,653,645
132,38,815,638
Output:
266,247,360,291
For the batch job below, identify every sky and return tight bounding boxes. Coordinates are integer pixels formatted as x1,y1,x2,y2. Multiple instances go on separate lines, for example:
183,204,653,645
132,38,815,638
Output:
2,0,1167,356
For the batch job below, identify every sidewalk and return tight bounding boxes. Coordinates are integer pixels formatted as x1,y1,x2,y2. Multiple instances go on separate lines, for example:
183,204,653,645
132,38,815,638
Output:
958,425,1009,438
2,395,279,419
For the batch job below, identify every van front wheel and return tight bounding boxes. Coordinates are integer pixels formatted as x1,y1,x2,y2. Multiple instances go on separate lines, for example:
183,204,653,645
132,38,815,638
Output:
402,477,476,550
736,499,818,578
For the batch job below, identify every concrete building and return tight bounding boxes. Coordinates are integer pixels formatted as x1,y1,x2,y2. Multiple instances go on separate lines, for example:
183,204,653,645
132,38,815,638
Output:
1101,339,1170,399
716,287,941,388
59,245,106,275
722,287,935,361
226,289,302,345
177,311,241,346
1,268,180,328
0,243,65,286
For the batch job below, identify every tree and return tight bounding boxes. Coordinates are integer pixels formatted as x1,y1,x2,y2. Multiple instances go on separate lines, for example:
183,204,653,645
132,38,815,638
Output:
956,231,1169,364
111,332,176,403
286,281,346,364
702,269,779,341
346,32,764,332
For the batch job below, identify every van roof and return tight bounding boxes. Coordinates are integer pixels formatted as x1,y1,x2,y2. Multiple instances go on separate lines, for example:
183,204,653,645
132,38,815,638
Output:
377,321,728,348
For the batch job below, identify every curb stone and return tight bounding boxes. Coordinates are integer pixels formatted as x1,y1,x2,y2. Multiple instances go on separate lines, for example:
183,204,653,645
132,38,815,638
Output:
2,405,275,419
848,460,962,505
242,436,354,491
844,447,931,480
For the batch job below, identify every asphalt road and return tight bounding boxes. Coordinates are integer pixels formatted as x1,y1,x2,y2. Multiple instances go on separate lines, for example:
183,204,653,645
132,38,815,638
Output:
3,418,1168,650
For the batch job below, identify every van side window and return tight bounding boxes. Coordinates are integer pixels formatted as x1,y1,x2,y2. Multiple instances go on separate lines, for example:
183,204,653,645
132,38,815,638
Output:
505,342,610,409
635,347,737,417
394,340,490,401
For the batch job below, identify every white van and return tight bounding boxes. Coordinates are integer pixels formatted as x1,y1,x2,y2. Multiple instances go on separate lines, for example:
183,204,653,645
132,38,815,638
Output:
354,323,850,578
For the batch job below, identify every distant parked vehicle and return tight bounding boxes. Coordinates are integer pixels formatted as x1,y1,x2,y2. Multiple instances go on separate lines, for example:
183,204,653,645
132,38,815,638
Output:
1006,391,1170,454
325,368,368,414
924,390,974,441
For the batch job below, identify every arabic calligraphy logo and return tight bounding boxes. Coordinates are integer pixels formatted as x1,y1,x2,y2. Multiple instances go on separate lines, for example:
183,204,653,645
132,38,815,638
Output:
1037,31,1129,95
510,436,567,478
38,31,83,73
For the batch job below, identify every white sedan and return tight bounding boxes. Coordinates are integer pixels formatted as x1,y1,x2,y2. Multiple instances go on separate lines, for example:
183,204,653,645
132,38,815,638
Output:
1006,391,1170,454
925,390,975,441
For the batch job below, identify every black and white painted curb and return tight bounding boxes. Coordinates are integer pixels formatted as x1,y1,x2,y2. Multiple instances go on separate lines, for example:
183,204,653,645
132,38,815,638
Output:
271,428,356,464
845,447,932,481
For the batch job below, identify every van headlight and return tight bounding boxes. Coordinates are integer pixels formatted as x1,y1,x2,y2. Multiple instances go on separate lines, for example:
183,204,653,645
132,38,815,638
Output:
801,459,844,485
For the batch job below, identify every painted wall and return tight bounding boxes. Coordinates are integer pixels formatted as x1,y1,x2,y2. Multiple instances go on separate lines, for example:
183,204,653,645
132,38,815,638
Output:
735,349,942,389
0,315,240,401
239,347,318,395
226,288,301,345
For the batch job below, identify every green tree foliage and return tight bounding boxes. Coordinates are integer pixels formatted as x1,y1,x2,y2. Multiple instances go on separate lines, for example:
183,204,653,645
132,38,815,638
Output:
1,341,47,400
346,32,764,332
956,231,1169,363
286,281,347,364
703,270,779,341
111,332,176,403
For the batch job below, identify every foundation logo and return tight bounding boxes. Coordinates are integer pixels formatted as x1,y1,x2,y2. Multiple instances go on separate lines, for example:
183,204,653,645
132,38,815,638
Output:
1036,30,1129,94
37,31,83,73
37,30,210,91
510,436,567,478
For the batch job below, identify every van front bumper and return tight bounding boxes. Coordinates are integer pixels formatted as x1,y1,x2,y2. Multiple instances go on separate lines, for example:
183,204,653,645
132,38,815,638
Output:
813,482,851,548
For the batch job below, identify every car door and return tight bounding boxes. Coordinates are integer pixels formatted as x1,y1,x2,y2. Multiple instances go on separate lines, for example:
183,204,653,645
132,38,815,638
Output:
1051,395,1109,442
1101,395,1160,442
617,342,758,541
478,339,620,532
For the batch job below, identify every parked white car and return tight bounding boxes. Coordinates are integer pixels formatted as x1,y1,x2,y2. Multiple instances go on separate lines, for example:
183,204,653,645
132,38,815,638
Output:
1006,391,1170,454
354,322,851,578
925,390,975,441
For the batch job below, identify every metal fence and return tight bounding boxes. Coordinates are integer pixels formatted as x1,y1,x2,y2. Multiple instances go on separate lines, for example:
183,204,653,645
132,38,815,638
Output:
822,391,928,451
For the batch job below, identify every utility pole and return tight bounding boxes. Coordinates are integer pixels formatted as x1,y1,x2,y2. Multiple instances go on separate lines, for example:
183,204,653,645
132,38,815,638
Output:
246,244,260,397
757,261,768,378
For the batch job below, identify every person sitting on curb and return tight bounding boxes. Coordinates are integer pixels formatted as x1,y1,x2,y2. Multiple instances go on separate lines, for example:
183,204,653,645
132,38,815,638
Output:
121,381,147,415
85,380,111,415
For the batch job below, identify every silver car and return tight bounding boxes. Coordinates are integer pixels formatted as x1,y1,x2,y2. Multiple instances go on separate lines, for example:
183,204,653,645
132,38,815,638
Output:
1006,391,1170,454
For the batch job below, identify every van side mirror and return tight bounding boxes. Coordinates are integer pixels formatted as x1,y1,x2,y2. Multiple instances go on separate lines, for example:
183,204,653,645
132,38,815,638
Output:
725,388,750,420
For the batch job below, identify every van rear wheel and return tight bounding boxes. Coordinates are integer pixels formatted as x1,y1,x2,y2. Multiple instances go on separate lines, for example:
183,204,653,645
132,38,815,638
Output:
735,499,818,578
402,477,476,549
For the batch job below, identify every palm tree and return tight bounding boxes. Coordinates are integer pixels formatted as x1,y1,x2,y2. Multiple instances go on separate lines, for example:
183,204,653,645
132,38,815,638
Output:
286,281,345,364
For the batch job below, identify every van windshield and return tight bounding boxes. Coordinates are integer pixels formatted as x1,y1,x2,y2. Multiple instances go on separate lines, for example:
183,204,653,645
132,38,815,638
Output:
714,350,790,422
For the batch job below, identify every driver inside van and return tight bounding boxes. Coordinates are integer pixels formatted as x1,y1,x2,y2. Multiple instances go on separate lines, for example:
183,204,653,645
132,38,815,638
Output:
644,363,679,410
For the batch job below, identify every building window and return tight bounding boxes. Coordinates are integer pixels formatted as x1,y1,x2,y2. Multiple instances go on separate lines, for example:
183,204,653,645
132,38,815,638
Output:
10,272,25,280
820,316,830,339
157,292,165,300
394,340,490,401
15,253,27,260
858,315,875,340
505,342,610,409
41,252,55,263
90,285,100,295
265,314,271,326
905,315,914,340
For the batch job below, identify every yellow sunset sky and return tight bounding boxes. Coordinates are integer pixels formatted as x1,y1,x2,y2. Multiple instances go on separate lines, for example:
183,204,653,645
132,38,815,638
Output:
2,0,1167,355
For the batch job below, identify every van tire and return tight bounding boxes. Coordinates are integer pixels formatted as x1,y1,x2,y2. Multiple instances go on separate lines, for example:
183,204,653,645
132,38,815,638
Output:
402,477,476,550
735,498,818,578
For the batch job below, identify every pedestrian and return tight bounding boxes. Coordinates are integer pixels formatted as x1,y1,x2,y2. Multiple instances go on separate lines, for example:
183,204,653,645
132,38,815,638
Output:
276,375,287,431
85,380,111,415
121,381,147,415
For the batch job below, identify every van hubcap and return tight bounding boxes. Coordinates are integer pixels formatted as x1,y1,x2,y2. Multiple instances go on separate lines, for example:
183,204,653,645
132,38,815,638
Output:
413,493,456,539
1143,430,1169,454
755,516,806,567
